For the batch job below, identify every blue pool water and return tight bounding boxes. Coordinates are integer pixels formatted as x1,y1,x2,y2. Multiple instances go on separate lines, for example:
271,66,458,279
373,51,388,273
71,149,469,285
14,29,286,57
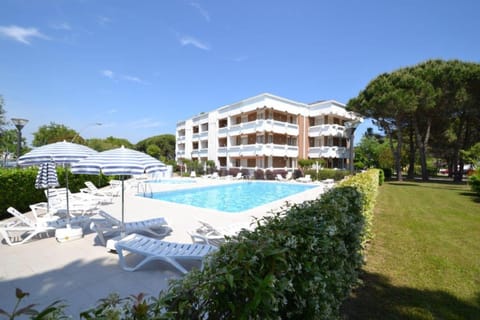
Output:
144,181,316,213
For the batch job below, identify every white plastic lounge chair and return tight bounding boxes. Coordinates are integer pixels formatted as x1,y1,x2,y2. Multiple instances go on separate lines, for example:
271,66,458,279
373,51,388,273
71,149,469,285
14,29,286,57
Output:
45,188,100,216
285,172,293,180
115,233,217,274
189,220,252,246
297,174,312,183
275,174,285,181
210,172,219,179
80,181,114,203
91,210,172,246
0,207,89,246
233,172,243,180
107,180,123,197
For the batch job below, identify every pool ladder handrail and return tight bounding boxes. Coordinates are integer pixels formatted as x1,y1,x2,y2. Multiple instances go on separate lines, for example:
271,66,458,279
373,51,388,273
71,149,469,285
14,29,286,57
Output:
137,181,153,198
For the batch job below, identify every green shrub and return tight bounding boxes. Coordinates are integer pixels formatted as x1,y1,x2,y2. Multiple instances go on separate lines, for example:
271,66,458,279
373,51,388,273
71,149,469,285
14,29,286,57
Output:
378,168,385,185
382,167,392,179
338,169,379,244
0,167,109,220
468,171,480,195
305,169,350,182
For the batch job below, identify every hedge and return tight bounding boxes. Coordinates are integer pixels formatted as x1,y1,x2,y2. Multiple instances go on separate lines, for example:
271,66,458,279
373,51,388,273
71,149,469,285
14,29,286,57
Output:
0,167,109,220
337,169,379,244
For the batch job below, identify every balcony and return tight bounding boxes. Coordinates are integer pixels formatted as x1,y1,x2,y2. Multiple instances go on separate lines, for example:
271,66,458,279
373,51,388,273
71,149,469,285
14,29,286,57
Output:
191,148,208,158
308,146,348,159
176,150,186,158
220,119,299,137
308,124,346,137
219,143,298,158
192,131,208,141
176,135,186,142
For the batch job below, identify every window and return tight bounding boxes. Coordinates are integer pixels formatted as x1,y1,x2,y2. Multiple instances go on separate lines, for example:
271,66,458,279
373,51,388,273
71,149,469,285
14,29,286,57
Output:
288,136,297,146
241,136,248,145
219,118,228,128
257,135,265,144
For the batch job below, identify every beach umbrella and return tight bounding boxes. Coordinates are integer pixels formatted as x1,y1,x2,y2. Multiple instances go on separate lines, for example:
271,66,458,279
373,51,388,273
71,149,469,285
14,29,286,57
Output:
18,140,98,224
34,161,60,213
71,145,167,234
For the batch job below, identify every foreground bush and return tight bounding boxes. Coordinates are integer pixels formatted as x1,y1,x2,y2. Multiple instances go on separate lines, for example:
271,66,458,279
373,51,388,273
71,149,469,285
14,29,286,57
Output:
469,170,480,195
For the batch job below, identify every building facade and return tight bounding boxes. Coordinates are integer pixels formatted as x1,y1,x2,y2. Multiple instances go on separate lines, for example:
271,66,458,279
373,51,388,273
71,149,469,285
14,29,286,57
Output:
176,93,362,173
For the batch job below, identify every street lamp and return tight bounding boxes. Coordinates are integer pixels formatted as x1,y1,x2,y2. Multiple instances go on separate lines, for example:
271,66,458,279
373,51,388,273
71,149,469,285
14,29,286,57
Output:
344,118,363,174
11,118,29,160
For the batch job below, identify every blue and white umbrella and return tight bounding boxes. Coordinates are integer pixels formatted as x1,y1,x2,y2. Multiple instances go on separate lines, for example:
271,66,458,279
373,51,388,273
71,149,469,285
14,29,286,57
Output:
35,161,59,189
35,161,60,213
71,146,167,231
19,141,97,224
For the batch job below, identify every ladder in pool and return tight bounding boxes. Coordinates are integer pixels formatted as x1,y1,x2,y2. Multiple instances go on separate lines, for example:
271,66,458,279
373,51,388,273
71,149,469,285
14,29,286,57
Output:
137,181,153,198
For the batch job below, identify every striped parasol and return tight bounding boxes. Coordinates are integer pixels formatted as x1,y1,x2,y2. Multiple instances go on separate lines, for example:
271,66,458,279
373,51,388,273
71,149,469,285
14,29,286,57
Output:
35,161,60,214
71,146,167,231
35,161,59,189
18,140,97,166
19,141,97,224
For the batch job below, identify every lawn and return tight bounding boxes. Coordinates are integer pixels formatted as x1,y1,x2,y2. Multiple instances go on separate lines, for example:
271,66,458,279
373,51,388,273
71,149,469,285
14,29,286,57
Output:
342,180,480,320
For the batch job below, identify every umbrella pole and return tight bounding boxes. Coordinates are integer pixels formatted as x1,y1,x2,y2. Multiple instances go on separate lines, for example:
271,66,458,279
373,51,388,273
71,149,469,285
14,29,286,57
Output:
65,164,71,227
47,188,50,213
121,177,125,237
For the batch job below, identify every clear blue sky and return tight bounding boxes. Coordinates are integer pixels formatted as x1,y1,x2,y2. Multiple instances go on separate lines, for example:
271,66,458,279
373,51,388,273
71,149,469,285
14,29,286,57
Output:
1,0,479,145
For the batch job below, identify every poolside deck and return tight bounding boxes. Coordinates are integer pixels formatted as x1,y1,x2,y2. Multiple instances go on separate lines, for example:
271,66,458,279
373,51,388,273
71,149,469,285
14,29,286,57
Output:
0,178,327,317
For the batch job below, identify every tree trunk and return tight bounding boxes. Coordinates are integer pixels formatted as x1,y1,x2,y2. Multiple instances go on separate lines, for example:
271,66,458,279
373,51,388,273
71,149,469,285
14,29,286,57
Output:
413,118,431,181
407,124,415,179
395,129,403,181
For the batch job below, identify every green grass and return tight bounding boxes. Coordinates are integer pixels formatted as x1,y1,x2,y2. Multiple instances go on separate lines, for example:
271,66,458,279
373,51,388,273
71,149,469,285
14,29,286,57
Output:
342,181,480,320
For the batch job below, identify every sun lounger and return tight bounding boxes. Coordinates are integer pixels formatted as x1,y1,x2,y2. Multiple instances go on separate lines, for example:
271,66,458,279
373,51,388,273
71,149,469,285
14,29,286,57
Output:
91,210,172,246
189,220,253,246
296,174,312,183
0,207,89,246
80,181,114,203
114,233,217,274
45,188,100,216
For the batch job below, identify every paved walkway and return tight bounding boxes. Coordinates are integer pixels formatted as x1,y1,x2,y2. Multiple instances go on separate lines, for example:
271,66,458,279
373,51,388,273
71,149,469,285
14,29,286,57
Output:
0,178,326,318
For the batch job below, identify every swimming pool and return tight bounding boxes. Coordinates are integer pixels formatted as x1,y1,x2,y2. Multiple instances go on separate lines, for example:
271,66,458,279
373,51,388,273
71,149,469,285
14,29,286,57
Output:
143,181,316,213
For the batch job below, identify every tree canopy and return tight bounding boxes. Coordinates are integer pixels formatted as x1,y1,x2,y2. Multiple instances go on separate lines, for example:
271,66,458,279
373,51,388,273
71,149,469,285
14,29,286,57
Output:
136,134,176,162
348,59,480,181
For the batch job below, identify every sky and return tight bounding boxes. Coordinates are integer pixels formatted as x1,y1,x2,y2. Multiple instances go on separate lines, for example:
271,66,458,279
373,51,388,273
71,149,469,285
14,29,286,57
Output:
1,0,479,146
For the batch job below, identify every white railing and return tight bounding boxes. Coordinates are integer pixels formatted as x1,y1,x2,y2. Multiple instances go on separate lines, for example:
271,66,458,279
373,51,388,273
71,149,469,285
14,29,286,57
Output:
308,124,346,137
224,144,298,158
308,146,348,158
228,119,299,136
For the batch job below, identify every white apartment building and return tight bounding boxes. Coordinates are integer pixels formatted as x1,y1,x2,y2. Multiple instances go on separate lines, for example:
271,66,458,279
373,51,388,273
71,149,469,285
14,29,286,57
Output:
176,93,362,172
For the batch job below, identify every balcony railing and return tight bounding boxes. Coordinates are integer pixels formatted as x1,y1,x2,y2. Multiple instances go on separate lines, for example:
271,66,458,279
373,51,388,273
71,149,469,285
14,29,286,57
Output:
218,143,298,158
308,146,348,158
308,124,346,137
218,119,299,137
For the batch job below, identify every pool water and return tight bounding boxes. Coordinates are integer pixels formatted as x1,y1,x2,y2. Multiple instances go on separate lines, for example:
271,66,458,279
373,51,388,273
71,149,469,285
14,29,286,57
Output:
144,181,316,213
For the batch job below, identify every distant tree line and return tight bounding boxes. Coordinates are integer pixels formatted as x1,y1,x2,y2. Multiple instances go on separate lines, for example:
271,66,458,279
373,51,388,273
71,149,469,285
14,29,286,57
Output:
348,59,480,181
0,104,175,166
